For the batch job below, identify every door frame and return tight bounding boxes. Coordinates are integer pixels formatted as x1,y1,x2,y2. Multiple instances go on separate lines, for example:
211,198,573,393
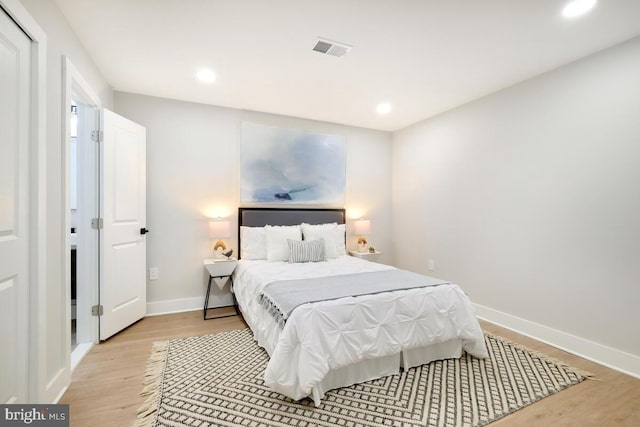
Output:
62,57,101,370
0,0,48,402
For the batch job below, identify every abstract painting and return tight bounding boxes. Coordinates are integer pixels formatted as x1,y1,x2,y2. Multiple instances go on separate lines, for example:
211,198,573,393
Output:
240,122,346,204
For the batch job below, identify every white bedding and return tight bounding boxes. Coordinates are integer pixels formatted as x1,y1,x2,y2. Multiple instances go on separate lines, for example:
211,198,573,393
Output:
233,256,488,404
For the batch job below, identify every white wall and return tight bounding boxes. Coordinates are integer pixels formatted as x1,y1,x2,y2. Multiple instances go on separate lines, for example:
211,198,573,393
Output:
114,92,392,314
19,0,112,402
392,37,640,375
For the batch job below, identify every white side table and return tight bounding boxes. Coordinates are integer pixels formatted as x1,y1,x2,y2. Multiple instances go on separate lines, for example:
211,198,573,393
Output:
349,250,383,262
203,258,238,320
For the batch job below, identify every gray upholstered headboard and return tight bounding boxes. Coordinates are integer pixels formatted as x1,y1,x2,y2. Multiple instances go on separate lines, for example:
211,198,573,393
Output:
237,207,346,259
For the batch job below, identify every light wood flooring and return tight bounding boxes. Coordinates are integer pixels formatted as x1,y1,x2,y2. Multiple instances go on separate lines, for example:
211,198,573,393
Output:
61,309,640,426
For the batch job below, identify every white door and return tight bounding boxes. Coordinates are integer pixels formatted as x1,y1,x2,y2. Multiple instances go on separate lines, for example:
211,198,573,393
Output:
99,109,147,340
0,8,31,403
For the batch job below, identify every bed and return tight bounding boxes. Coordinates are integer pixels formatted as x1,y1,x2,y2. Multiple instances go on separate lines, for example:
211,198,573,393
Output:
233,207,488,406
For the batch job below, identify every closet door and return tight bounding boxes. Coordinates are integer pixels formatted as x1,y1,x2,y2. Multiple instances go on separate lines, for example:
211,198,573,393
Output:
0,7,32,403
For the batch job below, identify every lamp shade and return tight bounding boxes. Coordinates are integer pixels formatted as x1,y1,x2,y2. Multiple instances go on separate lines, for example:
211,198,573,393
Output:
354,219,371,235
209,219,231,238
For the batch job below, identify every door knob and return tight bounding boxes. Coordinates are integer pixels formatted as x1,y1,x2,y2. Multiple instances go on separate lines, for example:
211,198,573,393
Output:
140,228,149,235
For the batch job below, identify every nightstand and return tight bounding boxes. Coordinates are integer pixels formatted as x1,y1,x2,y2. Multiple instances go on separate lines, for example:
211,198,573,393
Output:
203,258,238,320
349,250,383,262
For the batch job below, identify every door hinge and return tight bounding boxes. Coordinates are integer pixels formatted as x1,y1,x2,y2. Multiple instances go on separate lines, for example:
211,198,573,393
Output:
91,130,103,143
91,305,103,316
91,218,103,230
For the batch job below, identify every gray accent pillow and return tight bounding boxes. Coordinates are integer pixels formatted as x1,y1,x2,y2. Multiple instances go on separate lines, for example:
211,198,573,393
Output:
287,238,326,263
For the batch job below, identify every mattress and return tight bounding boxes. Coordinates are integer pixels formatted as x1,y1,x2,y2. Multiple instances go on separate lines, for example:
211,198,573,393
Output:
233,256,488,404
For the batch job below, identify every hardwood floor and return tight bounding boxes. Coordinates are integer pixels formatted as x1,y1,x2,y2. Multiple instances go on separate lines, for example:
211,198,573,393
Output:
61,310,640,426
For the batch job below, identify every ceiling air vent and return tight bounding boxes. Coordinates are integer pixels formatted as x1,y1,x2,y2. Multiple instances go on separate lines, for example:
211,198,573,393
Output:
312,38,352,58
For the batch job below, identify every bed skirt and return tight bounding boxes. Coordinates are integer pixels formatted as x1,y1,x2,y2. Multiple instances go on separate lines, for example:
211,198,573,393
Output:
310,339,463,406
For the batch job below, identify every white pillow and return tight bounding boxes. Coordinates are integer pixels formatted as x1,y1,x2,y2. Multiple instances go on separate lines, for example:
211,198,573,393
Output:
335,224,346,256
240,226,267,260
265,225,302,262
301,223,338,258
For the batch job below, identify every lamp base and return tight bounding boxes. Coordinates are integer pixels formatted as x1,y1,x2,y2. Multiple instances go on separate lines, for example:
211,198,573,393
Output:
213,240,227,259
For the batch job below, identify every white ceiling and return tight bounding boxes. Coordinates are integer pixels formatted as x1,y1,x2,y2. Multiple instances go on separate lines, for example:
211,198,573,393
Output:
55,0,640,131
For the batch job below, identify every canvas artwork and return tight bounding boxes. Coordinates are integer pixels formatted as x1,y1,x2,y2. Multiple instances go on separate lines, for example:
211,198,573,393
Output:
240,122,346,204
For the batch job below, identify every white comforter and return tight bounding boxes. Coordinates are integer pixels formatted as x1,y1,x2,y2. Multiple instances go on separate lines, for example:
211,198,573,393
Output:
233,256,488,403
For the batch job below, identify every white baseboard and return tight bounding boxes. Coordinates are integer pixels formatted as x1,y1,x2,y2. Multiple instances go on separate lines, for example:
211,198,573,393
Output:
51,344,96,403
53,384,68,405
146,294,234,317
474,303,640,379
71,342,93,372
45,367,69,404
145,296,202,316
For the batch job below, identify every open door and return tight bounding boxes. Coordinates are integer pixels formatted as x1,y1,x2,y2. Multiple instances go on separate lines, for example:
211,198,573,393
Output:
99,109,147,340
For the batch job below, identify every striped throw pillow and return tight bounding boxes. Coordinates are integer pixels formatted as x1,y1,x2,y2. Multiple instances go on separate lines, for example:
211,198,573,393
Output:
287,238,326,263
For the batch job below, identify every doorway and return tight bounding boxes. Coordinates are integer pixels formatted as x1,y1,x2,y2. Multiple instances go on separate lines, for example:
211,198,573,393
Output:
63,58,148,366
70,101,77,351
69,100,97,358
63,58,101,369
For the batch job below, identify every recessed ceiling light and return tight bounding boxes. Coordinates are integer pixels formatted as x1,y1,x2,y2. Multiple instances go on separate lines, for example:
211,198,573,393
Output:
196,68,216,83
376,103,392,115
562,0,597,18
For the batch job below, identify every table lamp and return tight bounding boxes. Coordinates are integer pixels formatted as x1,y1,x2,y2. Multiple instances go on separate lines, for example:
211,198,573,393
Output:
354,219,371,252
209,218,231,258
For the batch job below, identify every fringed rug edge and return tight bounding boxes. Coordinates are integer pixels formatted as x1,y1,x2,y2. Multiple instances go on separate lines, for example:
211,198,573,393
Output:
132,340,169,427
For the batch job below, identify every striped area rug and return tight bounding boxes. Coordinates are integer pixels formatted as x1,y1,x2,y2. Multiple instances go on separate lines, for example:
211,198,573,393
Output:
134,329,589,427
